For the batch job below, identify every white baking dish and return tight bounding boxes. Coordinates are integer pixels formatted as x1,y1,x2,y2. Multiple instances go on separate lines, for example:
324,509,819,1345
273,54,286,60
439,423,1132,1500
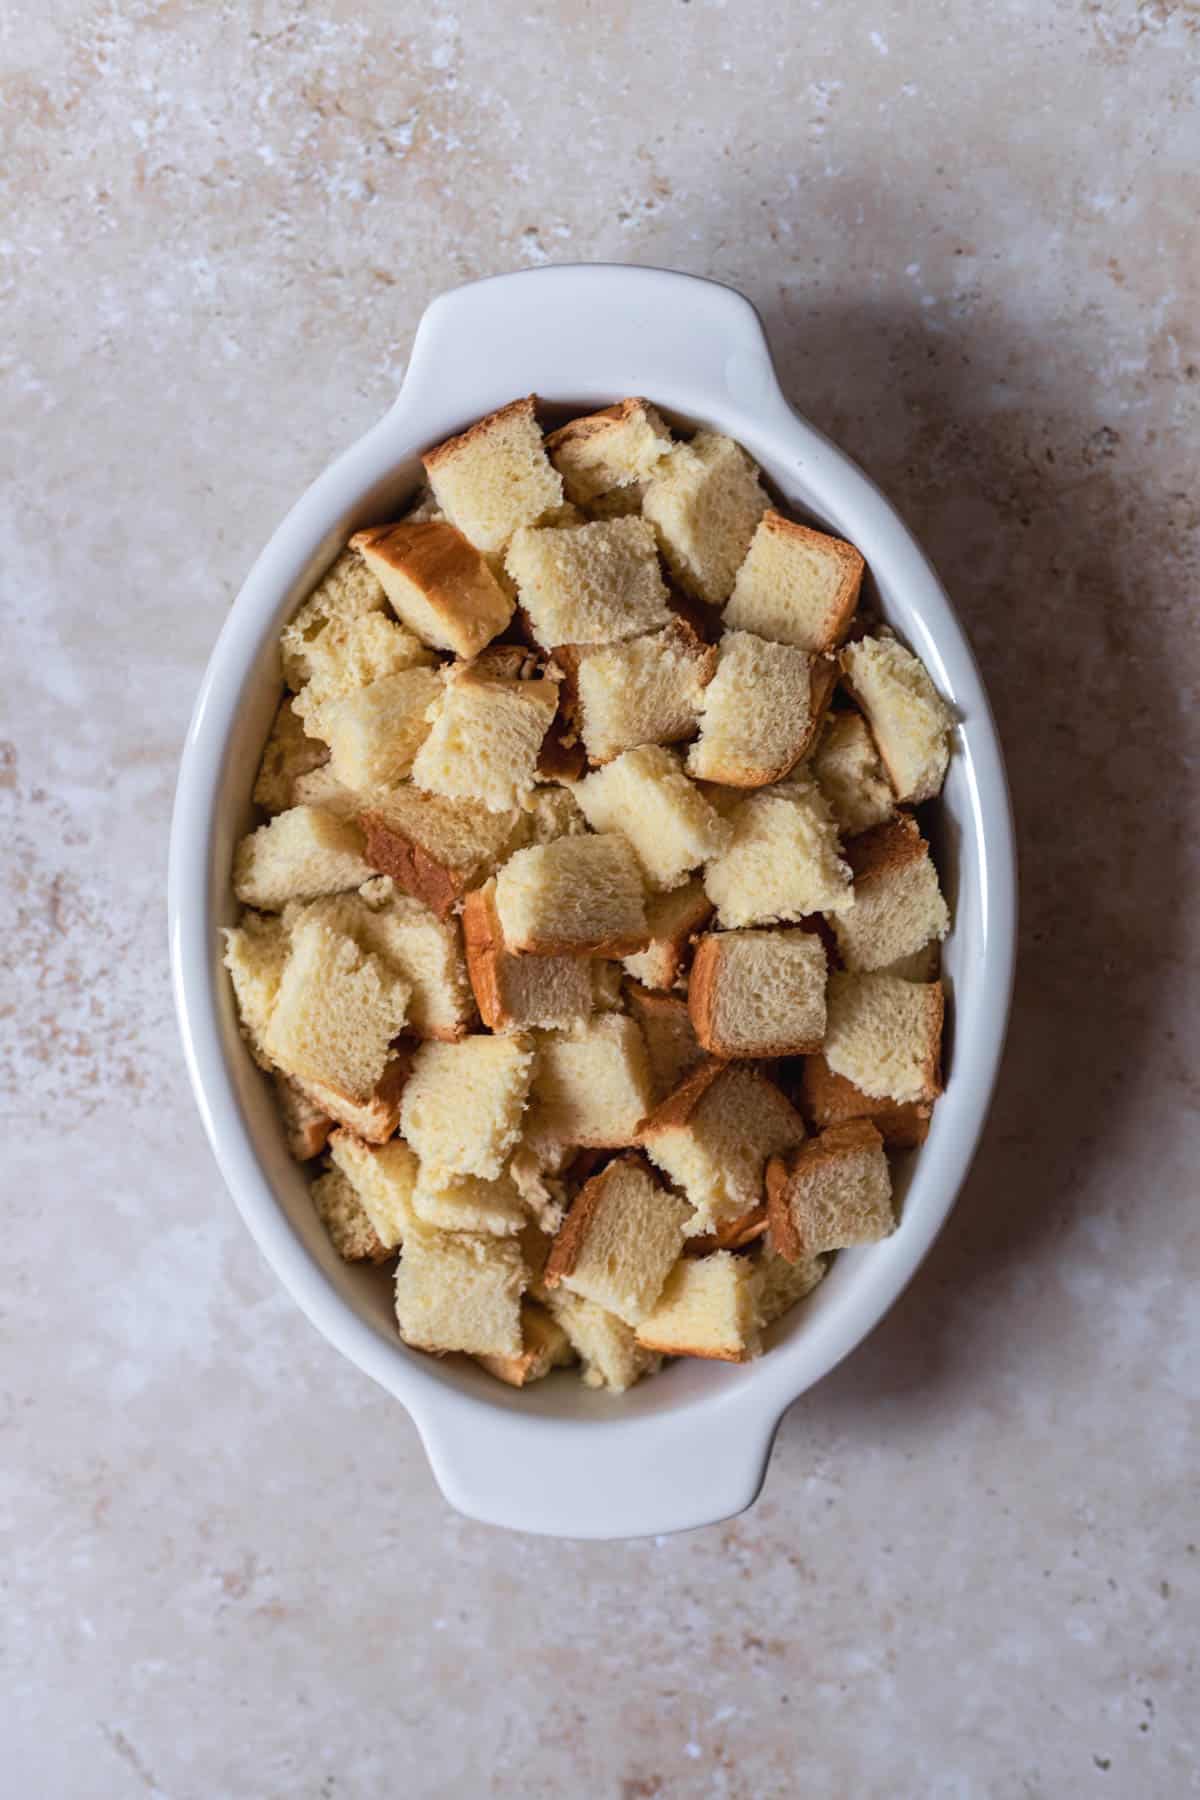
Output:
169,265,1016,1540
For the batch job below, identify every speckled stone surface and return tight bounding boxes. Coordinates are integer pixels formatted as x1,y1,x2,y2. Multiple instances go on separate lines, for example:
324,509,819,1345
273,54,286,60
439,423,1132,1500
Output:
4,2,1199,1794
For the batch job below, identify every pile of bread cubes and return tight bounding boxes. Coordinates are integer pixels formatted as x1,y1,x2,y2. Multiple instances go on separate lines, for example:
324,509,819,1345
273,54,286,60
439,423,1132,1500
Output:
224,395,954,1394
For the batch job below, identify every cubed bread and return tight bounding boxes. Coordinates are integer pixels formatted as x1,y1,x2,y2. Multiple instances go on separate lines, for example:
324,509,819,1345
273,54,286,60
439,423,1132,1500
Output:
565,619,717,765
625,985,706,1100
642,433,768,605
798,1052,933,1148
411,666,559,813
640,1061,806,1236
686,632,837,786
766,1119,894,1262
494,833,648,958
621,879,713,989
253,699,329,815
703,775,854,928
233,806,373,911
544,1154,692,1325
280,548,387,689
311,1166,391,1264
400,1034,535,1179
723,511,863,650
462,878,594,1032
307,667,444,792
273,1074,334,1162
350,518,515,656
523,784,588,844
411,1167,529,1236
832,814,950,973
811,710,896,836
476,1301,575,1387
634,1252,762,1362
263,917,410,1103
328,1130,420,1249
291,611,435,727
505,517,672,648
359,787,528,920
542,1289,662,1391
545,398,674,504
526,1015,654,1148
823,972,944,1105
421,395,563,554
576,746,732,892
295,877,474,1042
295,1054,410,1145
754,1249,827,1329
222,911,288,1066
688,927,827,1058
394,1225,526,1356
840,634,955,804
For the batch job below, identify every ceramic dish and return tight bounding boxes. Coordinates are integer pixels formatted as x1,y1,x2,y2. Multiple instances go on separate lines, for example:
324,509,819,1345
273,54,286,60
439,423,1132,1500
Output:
169,264,1016,1539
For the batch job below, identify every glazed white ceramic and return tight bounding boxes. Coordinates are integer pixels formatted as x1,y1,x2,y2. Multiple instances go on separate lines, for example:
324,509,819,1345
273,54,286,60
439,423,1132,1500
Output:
169,265,1016,1541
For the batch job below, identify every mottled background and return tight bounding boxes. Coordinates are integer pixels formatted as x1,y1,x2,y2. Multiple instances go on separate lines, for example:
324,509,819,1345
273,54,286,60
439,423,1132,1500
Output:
3,1,1198,1795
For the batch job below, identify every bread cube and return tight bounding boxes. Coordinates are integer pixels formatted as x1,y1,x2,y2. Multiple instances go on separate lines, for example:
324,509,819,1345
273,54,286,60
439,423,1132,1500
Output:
754,1248,827,1329
293,879,473,1043
394,1226,526,1356
832,814,950,973
360,787,528,920
222,911,288,1066
462,878,594,1033
621,879,713,990
476,1301,576,1387
703,775,854,928
411,666,559,813
766,1119,894,1262
253,699,329,815
295,1054,411,1145
545,398,674,504
563,619,716,766
328,1131,420,1249
723,511,863,650
576,746,732,892
635,1252,762,1362
263,917,410,1103
351,517,515,656
840,634,955,804
280,547,388,689
505,517,672,649
309,667,443,792
291,612,435,727
688,927,827,1058
686,632,837,787
543,1289,661,1391
400,1035,535,1180
798,1052,932,1148
494,833,649,958
641,1061,806,1236
811,711,896,836
273,1074,334,1162
642,433,768,604
421,395,563,554
411,1168,529,1236
544,1154,692,1325
234,805,373,912
311,1167,391,1264
625,985,706,1101
823,972,944,1105
526,1015,654,1148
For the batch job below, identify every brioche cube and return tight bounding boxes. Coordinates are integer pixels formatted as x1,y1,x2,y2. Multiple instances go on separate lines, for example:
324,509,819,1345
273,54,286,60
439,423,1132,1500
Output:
566,619,717,765
575,746,732,892
625,985,706,1101
523,784,588,844
394,1226,526,1356
811,711,896,836
263,917,410,1103
544,1154,692,1325
400,1035,535,1180
328,1131,420,1249
291,612,435,727
234,806,373,912
253,699,329,815
505,516,672,649
294,878,473,1042
824,972,944,1105
688,927,827,1058
703,775,854,928
642,433,768,605
309,667,443,792
686,632,836,787
311,1167,391,1264
421,395,563,554
280,548,388,689
527,1015,654,1148
754,1249,827,1329
766,1119,894,1262
411,667,559,813
296,1054,410,1145
798,1052,932,1148
545,398,674,504
841,634,954,804
724,511,863,650
411,1167,529,1236
494,833,648,958
832,815,950,973
635,1252,762,1362
222,911,288,1066
360,787,528,920
622,879,713,990
462,878,593,1033
543,1289,661,1391
350,516,515,657
641,1061,806,1237
273,1074,334,1162
476,1301,576,1387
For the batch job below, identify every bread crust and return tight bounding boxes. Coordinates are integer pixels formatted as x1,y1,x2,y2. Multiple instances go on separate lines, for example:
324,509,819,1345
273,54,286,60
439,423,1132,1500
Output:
273,1073,334,1161
359,809,464,920
626,884,714,989
296,1053,411,1145
461,881,522,1031
544,397,646,454
422,394,540,472
637,1056,728,1138
765,1118,885,1262
683,1202,769,1256
350,519,512,657
543,1153,646,1288
509,922,651,960
633,1321,752,1364
844,810,927,881
687,931,826,1059
756,511,864,649
798,1052,932,1148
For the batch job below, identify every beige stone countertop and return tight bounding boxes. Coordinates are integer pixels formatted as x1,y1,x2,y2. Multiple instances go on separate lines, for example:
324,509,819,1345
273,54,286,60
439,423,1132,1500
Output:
4,1,1198,1794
